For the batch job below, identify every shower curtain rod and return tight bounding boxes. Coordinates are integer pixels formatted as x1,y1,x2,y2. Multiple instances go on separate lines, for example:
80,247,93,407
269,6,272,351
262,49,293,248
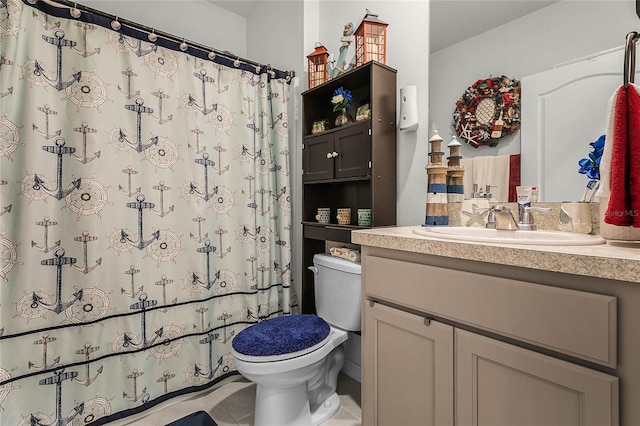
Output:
34,0,295,80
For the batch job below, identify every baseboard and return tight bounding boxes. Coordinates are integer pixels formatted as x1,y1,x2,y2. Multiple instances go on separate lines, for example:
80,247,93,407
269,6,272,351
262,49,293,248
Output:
341,358,361,383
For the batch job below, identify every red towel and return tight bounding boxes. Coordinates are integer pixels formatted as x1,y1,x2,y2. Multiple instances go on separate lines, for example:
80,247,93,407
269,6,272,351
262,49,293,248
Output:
630,85,640,226
605,87,628,226
508,153,521,202
604,85,640,226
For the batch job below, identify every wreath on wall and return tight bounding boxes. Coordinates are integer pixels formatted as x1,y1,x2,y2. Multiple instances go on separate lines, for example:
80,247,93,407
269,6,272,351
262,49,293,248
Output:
452,75,521,148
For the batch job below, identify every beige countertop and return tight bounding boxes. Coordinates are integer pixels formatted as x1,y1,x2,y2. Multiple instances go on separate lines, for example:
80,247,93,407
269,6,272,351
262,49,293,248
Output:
352,226,640,284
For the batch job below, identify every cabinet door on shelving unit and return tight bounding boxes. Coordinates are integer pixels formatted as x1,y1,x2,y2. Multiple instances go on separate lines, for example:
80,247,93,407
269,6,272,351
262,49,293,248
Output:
302,133,334,181
334,122,371,179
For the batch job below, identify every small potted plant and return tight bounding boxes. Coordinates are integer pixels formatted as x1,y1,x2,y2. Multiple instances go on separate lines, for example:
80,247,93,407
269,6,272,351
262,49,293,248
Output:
332,86,353,127
578,134,604,202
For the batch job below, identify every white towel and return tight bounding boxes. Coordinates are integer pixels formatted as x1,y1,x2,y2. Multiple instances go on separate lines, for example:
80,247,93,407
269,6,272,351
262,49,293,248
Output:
460,158,474,199
471,155,510,202
594,86,619,200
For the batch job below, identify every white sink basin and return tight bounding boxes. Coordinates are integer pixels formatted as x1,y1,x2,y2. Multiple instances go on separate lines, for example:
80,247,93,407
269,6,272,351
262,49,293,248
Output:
413,226,606,246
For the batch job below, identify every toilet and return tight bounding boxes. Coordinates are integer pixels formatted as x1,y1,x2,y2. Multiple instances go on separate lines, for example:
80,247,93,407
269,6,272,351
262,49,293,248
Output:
231,253,361,426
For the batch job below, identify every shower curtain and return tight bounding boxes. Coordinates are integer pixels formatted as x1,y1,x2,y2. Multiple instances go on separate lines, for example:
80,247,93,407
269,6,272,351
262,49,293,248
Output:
0,0,295,424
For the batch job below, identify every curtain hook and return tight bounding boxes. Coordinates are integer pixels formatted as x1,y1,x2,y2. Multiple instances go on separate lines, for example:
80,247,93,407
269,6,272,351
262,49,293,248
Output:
70,3,81,18
208,51,216,60
233,57,241,67
179,39,188,51
148,29,157,42
111,17,121,31
267,64,275,78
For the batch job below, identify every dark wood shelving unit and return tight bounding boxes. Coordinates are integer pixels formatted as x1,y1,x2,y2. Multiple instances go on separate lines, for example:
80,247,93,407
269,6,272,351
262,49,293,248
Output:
301,61,397,313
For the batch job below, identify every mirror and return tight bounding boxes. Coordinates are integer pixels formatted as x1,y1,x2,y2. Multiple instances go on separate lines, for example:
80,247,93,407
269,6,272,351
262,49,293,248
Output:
520,48,638,203
429,0,640,201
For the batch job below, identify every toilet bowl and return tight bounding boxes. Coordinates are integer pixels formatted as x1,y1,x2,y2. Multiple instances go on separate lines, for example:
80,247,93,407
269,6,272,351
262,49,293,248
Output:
231,254,361,426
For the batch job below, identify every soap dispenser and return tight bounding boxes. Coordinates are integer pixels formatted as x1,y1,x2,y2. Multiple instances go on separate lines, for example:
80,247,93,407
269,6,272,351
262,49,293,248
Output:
471,183,483,199
460,184,490,227
484,185,498,202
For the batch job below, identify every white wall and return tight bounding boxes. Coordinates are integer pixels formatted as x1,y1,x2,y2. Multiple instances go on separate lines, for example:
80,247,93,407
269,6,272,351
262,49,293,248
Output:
316,1,430,226
84,1,248,56
429,0,640,160
245,1,304,73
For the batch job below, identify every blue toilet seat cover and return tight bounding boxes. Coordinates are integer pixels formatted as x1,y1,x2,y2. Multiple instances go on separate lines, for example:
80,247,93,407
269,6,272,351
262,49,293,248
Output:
232,315,330,357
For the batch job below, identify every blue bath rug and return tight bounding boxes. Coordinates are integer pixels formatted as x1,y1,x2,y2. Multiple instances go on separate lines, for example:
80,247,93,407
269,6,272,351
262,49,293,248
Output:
232,314,330,356
165,411,217,426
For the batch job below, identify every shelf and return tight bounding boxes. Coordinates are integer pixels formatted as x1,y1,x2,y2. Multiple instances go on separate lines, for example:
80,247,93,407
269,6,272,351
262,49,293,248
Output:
303,176,371,185
301,60,395,96
302,221,372,230
303,222,353,243
301,60,396,314
306,119,372,139
302,63,390,138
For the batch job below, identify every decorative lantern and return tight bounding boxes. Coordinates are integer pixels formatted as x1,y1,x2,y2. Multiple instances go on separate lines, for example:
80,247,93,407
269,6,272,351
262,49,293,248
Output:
354,9,388,66
307,43,330,89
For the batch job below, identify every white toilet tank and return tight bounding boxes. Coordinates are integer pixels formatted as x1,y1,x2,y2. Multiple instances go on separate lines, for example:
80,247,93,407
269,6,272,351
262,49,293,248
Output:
311,253,362,331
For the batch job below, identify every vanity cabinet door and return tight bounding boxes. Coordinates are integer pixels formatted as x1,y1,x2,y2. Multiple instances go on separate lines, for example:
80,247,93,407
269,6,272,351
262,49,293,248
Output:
362,301,454,426
455,329,619,426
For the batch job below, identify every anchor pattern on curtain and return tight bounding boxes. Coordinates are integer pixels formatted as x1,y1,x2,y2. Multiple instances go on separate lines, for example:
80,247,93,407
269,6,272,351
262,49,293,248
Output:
0,0,295,424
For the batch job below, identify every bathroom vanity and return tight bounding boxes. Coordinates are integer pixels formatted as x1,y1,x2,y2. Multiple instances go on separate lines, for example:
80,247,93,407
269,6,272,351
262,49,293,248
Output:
352,227,640,425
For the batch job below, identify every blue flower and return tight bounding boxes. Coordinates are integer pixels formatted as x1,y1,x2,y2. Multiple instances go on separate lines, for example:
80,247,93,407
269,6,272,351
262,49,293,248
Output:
578,134,605,181
331,87,353,112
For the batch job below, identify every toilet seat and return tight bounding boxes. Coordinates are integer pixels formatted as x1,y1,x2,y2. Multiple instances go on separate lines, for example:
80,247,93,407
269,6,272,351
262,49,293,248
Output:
233,334,331,363
231,326,348,377
232,314,331,362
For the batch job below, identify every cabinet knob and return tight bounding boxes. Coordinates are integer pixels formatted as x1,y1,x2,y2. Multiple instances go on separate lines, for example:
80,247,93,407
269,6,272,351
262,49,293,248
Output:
326,152,333,159
331,151,339,158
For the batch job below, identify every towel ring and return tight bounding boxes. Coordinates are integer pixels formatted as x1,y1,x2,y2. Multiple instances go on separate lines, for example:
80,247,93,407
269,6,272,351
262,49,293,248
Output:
624,31,638,88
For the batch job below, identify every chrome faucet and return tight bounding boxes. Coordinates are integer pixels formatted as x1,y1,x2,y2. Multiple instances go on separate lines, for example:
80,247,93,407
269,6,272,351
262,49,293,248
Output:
476,205,551,230
518,206,552,231
486,205,519,230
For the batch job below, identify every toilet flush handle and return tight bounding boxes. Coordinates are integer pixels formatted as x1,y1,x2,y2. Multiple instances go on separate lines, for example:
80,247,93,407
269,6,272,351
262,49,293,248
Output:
308,266,318,275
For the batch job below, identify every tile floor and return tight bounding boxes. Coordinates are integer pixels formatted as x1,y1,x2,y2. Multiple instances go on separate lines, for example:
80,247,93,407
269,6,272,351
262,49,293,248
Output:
110,373,361,425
